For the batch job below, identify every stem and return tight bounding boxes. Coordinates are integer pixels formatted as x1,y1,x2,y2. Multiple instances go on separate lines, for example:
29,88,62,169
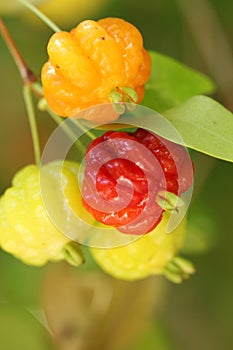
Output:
44,105,87,155
23,85,41,166
38,96,96,150
0,17,37,84
19,0,61,33
31,81,44,99
72,120,96,141
0,16,40,165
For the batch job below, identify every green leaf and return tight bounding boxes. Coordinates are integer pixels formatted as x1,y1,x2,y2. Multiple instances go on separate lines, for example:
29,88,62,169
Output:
163,95,233,162
143,51,215,112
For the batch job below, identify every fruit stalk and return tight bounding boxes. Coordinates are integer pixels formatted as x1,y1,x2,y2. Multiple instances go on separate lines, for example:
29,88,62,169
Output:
19,0,61,33
23,85,41,166
0,16,37,84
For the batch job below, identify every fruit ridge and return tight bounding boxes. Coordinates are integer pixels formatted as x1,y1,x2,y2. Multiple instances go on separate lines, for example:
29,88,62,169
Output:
90,212,186,281
0,161,84,266
41,18,151,118
82,128,193,235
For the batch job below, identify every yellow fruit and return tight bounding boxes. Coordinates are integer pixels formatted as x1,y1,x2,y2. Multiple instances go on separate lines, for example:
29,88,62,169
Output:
90,212,186,281
0,161,84,266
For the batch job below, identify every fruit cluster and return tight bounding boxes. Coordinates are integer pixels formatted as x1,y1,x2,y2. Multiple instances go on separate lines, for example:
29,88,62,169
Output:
82,128,193,235
41,18,151,118
0,14,195,282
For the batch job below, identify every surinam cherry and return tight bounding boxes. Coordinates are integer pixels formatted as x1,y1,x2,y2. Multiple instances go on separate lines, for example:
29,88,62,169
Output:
90,212,195,282
41,18,151,119
0,161,85,266
82,128,194,235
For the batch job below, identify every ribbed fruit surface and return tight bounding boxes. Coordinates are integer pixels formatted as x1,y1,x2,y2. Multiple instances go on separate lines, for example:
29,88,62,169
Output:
41,18,151,118
0,161,84,266
90,212,186,281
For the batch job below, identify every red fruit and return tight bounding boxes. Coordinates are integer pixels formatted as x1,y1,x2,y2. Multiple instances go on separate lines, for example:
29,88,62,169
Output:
82,129,193,235
133,128,194,193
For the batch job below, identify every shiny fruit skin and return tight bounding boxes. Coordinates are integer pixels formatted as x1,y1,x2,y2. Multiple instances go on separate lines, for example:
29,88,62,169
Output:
0,161,85,266
41,18,151,119
90,212,186,281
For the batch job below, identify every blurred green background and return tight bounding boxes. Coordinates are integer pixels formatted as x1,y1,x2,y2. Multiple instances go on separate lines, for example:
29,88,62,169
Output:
0,0,233,349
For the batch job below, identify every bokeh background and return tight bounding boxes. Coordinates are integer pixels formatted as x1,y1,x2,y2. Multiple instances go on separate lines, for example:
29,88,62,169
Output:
0,0,233,349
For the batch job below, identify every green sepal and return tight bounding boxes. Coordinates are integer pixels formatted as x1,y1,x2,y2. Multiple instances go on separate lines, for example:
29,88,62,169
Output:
163,256,195,284
63,242,85,267
156,190,184,213
109,90,123,103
